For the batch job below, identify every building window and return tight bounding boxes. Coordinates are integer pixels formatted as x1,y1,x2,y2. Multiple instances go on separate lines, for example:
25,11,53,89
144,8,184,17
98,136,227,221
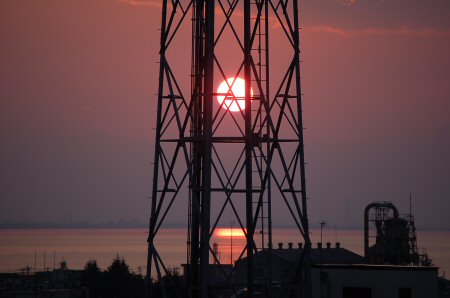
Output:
399,287,412,298
343,287,372,298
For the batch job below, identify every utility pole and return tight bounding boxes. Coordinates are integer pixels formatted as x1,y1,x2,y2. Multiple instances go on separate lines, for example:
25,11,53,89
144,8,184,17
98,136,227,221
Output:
320,221,326,298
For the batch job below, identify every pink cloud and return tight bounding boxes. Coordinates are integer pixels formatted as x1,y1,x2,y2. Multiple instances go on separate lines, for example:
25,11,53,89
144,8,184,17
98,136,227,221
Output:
333,0,387,6
117,1,450,40
118,0,162,8
304,25,450,38
333,0,358,6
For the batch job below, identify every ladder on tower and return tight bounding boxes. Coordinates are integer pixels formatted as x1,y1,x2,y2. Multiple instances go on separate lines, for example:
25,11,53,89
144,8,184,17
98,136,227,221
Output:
250,0,273,293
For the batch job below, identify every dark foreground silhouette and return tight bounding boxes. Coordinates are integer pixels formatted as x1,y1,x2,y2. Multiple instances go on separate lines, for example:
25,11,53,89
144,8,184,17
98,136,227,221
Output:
82,256,145,298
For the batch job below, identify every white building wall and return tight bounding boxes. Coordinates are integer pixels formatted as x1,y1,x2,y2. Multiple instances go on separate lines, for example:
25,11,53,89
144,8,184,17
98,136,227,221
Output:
311,266,438,298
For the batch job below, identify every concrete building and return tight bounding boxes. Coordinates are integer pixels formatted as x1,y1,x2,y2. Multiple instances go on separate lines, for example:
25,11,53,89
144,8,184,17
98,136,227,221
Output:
234,242,439,298
312,264,438,298
234,242,365,285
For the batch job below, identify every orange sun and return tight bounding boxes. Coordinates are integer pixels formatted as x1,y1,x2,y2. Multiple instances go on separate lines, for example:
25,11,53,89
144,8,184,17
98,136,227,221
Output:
215,228,246,238
216,77,253,112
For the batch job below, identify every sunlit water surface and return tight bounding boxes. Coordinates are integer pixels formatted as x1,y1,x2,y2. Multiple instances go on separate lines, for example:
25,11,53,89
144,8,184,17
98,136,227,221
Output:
0,228,449,277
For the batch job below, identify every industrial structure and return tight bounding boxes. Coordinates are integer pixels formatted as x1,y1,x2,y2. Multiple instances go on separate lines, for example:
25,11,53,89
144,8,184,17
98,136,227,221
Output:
146,0,311,297
364,201,422,266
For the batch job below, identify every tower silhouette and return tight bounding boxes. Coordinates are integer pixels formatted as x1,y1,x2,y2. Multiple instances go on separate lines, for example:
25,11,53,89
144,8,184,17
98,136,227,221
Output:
146,0,311,297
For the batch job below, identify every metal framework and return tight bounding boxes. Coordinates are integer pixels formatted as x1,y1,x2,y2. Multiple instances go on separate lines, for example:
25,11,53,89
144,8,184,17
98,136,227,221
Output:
364,201,399,261
364,201,420,266
146,0,311,297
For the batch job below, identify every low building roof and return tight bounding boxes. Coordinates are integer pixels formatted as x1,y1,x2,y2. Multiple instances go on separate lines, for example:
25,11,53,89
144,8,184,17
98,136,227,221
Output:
269,246,366,265
313,264,438,271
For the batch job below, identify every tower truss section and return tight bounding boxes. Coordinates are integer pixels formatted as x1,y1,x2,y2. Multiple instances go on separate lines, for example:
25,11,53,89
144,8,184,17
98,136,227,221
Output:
146,0,312,297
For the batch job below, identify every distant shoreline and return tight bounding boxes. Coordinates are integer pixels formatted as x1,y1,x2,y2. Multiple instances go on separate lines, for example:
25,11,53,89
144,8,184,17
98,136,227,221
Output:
1,223,449,231
0,223,148,229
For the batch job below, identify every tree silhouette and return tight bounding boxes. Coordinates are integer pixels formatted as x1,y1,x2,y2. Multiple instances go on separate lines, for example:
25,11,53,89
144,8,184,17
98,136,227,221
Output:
106,255,131,281
103,255,144,298
84,259,101,275
81,260,103,298
81,257,144,298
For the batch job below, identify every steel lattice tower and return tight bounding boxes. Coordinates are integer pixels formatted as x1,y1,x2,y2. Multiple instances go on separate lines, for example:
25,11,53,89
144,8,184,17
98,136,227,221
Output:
146,0,311,297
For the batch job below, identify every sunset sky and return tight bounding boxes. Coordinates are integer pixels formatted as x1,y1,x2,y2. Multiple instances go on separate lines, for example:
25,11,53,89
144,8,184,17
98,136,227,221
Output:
1,0,450,230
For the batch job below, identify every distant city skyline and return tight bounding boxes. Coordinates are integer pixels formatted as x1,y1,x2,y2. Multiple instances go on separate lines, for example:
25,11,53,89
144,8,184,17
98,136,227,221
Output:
1,0,450,229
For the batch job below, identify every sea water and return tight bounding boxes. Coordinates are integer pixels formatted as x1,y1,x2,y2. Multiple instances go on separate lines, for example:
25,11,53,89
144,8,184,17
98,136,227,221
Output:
0,228,449,277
